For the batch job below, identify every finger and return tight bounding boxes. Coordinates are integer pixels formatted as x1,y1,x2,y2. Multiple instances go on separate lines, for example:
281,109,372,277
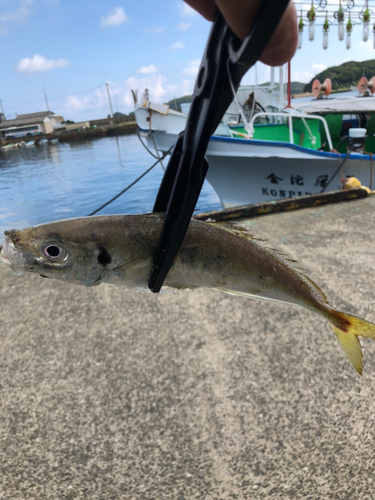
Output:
184,0,297,66
215,0,297,65
259,2,298,66
183,0,217,21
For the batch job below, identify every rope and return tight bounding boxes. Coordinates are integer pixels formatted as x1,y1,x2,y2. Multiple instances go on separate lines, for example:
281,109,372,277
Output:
370,153,373,191
137,128,159,159
87,146,173,216
364,149,373,190
320,143,353,193
150,133,165,172
137,128,166,171
226,59,251,134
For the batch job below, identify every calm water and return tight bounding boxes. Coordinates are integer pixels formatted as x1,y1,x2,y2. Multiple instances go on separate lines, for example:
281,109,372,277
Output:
0,134,222,234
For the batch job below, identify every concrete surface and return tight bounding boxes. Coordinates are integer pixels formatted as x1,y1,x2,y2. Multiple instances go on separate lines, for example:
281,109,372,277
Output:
1,196,375,499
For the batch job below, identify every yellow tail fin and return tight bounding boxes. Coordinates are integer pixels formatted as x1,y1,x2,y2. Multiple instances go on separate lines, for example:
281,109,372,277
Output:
329,311,375,375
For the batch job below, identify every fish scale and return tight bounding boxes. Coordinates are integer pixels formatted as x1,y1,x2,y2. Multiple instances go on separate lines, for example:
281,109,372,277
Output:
1,213,375,375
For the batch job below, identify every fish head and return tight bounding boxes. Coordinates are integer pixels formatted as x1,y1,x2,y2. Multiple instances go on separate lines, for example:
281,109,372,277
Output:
0,219,113,286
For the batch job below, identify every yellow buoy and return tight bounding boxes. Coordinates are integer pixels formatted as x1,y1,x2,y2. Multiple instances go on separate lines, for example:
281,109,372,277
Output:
343,176,362,189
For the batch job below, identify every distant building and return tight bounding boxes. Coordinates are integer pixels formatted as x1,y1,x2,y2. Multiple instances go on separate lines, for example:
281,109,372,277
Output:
90,113,133,128
64,121,90,132
0,111,65,139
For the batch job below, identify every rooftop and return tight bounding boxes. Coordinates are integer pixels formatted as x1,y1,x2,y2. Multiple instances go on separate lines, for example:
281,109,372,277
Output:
0,111,64,131
16,111,54,120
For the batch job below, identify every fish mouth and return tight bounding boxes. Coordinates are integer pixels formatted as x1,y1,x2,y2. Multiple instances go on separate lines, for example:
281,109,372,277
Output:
0,236,26,274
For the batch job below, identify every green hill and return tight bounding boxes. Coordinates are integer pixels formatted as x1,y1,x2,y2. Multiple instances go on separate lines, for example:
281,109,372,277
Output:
166,95,193,111
166,83,306,111
260,81,306,93
303,59,375,92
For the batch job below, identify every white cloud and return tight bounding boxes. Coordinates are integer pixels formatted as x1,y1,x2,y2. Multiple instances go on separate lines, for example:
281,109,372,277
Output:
62,78,168,117
16,54,70,73
138,65,158,74
177,22,190,30
124,74,168,105
65,95,84,111
353,39,375,61
182,59,200,76
65,87,108,113
241,62,271,86
124,75,195,106
312,62,327,73
168,78,195,98
61,72,196,121
145,26,165,35
171,41,185,52
291,70,313,83
176,1,196,18
100,7,128,27
0,0,32,36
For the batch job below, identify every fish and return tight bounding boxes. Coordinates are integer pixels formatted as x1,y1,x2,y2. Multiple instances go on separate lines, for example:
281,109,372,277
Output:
1,213,375,375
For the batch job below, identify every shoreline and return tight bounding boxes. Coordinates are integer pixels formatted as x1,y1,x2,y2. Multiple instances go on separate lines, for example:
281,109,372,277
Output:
0,121,137,147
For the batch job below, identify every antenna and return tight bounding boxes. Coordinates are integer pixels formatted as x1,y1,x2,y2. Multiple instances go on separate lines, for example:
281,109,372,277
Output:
312,78,332,98
0,99,5,119
105,82,114,118
44,86,50,112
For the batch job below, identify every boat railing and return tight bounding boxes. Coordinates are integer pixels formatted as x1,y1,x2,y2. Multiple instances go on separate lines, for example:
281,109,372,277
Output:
248,112,333,151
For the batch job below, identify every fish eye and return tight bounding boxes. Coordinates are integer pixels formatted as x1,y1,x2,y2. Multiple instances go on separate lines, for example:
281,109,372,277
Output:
41,240,68,262
45,245,61,257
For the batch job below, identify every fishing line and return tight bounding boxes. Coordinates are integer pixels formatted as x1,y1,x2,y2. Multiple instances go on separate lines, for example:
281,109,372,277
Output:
87,145,173,216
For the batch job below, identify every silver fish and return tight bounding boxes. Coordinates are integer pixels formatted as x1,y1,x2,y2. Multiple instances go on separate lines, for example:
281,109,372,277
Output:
1,213,375,374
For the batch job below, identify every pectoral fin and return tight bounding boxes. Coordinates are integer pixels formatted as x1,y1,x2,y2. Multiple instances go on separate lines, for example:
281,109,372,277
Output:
112,254,153,281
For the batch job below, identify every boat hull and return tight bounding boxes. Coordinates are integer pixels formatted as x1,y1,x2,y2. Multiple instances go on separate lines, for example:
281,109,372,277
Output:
139,128,373,208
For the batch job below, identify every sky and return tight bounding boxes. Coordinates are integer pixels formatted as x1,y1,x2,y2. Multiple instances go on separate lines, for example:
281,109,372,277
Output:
1,0,375,122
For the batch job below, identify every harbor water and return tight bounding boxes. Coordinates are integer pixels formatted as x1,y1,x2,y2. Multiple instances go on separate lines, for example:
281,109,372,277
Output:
0,134,222,235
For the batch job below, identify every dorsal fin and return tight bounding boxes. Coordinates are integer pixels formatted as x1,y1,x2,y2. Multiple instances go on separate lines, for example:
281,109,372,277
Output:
204,220,265,242
299,273,329,304
204,220,329,305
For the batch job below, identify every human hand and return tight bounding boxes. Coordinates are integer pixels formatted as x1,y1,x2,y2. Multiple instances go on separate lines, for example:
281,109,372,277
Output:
184,0,297,66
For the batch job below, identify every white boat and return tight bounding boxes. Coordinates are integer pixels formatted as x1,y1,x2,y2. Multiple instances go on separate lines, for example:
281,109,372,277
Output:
0,143,18,150
133,90,375,209
25,140,35,147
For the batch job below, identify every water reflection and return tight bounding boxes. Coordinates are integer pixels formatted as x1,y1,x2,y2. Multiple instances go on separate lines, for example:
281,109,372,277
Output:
48,144,61,165
0,134,222,234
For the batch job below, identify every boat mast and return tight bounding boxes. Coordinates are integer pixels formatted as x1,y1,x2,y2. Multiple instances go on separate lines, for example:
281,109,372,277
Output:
0,99,5,119
44,87,50,113
279,66,284,110
105,82,114,118
286,61,292,108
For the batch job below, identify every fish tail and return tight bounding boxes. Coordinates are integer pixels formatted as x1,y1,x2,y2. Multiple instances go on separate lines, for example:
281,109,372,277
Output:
328,309,375,375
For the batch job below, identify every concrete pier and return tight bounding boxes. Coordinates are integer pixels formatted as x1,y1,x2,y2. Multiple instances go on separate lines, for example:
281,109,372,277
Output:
1,122,137,147
1,196,375,499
